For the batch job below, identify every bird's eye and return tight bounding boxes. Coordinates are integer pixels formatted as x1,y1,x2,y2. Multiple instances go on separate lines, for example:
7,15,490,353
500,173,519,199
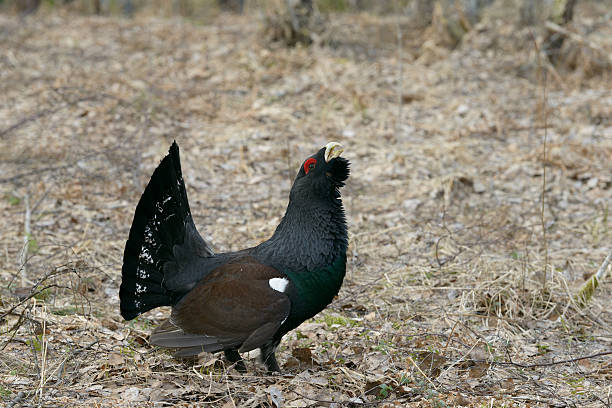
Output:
304,158,317,174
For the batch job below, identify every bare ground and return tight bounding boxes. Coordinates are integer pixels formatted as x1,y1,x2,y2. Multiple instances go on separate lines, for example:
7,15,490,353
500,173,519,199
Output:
0,5,611,407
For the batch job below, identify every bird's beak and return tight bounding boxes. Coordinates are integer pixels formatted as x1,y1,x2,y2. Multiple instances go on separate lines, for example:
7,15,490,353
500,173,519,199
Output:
324,142,344,162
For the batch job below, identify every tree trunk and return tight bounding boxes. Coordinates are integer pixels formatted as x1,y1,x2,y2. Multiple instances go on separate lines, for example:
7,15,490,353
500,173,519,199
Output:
16,0,41,16
544,0,577,63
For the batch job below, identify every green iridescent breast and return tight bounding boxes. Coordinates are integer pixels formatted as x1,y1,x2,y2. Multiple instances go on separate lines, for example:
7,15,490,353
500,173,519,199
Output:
282,254,347,332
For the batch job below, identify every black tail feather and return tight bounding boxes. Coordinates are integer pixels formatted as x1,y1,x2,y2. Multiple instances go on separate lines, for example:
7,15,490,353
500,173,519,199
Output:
120,141,208,320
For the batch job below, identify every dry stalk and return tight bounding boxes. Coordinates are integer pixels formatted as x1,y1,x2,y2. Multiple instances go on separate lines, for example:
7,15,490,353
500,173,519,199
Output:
540,72,549,289
395,0,403,136
36,304,49,403
20,193,31,287
529,30,550,288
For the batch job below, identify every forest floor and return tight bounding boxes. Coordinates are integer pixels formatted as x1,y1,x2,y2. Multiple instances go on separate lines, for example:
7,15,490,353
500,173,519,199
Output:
0,4,611,407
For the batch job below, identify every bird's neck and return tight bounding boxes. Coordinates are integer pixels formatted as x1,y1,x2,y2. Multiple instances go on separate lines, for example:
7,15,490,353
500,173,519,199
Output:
255,198,348,273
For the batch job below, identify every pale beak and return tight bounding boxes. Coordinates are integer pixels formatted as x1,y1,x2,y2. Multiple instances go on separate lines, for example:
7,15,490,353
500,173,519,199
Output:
324,142,344,162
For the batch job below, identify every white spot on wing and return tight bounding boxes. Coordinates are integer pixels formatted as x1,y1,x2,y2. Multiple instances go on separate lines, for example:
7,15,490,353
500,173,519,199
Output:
269,278,289,293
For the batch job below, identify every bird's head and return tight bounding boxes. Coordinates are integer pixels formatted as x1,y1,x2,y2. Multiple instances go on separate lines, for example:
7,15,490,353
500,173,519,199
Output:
290,142,350,202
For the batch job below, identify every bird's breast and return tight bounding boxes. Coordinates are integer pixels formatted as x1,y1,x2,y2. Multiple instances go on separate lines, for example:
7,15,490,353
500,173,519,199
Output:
282,253,347,330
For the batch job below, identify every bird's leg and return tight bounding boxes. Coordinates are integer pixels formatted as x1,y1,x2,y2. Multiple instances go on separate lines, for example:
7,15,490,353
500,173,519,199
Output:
224,349,246,373
260,343,281,373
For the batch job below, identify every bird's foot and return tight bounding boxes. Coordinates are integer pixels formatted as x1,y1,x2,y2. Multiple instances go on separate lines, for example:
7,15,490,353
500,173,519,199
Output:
260,344,281,373
224,349,247,373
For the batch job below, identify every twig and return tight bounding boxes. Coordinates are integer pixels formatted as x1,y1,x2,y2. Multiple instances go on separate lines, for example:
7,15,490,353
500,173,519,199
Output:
486,350,612,368
0,284,67,321
442,320,459,353
0,95,102,139
0,307,34,351
594,250,612,282
285,0,300,32
55,339,99,382
0,145,122,184
407,355,438,391
28,304,41,382
224,371,237,408
291,388,387,406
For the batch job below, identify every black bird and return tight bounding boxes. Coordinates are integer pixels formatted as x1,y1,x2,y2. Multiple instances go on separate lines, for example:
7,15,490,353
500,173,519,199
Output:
119,141,349,372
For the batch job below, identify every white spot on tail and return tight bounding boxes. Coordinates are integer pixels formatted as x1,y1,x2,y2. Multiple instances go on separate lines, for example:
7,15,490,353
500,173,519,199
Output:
137,267,149,279
139,247,153,264
144,225,155,244
269,278,289,293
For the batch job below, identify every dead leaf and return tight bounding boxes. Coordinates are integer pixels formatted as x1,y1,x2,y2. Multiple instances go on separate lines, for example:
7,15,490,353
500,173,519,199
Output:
415,351,446,378
107,353,125,367
501,378,514,390
268,386,283,408
101,318,119,330
292,347,315,365
468,361,489,378
283,356,300,369
468,346,489,361
351,346,364,354
364,374,387,396
121,387,145,402
453,393,471,406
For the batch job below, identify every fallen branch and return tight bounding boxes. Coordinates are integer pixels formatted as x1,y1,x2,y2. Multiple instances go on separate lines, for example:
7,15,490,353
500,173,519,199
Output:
0,145,122,184
487,350,612,368
544,21,612,64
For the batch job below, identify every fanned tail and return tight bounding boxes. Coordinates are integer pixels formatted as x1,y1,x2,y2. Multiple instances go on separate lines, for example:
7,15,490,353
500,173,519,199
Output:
119,141,213,320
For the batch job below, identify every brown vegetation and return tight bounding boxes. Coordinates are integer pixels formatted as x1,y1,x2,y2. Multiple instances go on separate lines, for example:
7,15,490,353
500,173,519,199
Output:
0,1,611,406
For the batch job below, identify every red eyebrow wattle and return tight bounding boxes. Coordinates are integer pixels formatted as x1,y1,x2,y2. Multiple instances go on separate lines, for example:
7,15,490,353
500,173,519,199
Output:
304,158,316,174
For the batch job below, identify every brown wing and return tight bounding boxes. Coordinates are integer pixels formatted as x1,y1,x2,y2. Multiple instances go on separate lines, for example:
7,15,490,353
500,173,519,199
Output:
149,259,290,355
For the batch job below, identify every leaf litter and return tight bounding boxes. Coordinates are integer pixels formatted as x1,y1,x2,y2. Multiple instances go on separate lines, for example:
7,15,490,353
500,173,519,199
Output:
0,3,611,407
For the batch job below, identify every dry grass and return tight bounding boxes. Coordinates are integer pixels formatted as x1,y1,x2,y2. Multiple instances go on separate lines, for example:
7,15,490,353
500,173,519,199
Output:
0,3,611,407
